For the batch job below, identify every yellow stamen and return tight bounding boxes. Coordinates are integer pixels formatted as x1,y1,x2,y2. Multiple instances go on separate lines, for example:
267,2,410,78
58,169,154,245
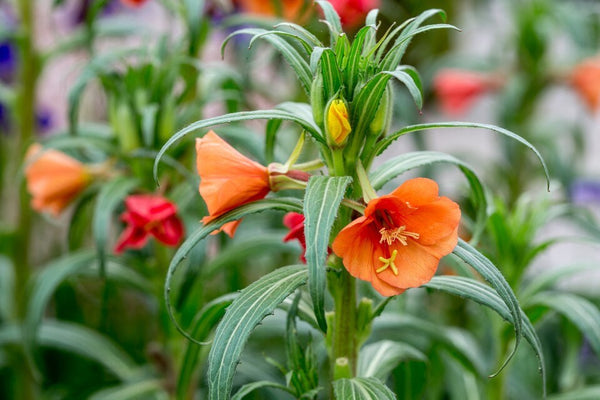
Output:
377,249,399,275
379,226,420,246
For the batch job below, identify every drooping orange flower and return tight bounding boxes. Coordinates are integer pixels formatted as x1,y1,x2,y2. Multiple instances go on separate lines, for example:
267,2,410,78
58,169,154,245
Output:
570,57,600,111
196,131,270,237
237,0,309,22
25,144,91,216
332,178,460,296
433,69,496,116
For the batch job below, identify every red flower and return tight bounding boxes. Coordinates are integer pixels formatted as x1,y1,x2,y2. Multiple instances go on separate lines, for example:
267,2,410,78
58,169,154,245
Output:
332,178,460,296
196,131,270,237
121,0,148,7
433,69,495,116
114,194,184,253
570,57,600,111
327,0,380,29
283,212,307,262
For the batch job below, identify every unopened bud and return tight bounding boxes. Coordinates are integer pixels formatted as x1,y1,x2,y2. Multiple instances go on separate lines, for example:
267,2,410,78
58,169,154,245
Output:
311,72,325,127
326,99,351,147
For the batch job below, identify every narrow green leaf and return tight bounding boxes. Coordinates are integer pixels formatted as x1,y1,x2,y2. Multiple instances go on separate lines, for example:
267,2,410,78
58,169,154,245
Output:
453,240,526,378
373,314,486,376
371,122,550,190
222,28,311,93
93,176,139,275
520,264,598,301
358,340,425,381
164,198,303,344
352,73,392,138
68,48,146,135
0,256,15,321
316,1,343,46
208,265,309,399
303,176,352,332
548,386,600,400
89,380,165,400
383,66,423,110
320,48,343,98
333,377,396,400
0,320,139,381
274,22,323,47
369,151,487,244
423,275,546,393
231,380,295,400
529,291,600,357
177,294,237,400
344,26,372,100
153,110,323,183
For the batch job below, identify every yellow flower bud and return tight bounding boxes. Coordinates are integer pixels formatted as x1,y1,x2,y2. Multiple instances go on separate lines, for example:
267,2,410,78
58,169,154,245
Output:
326,99,351,146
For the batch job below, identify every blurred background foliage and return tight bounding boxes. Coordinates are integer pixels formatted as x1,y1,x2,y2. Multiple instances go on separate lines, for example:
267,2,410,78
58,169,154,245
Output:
0,0,599,399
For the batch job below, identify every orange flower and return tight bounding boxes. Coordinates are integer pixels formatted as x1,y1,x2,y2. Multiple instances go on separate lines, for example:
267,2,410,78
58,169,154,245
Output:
237,0,309,22
121,0,148,7
433,69,495,116
571,57,600,111
332,178,460,296
24,144,91,216
196,131,270,237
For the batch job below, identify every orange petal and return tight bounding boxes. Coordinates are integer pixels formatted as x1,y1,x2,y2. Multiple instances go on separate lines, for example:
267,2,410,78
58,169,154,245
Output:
377,240,442,290
390,177,440,206
402,196,461,245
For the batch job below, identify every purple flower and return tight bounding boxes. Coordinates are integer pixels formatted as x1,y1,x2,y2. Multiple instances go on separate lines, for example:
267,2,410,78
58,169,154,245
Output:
571,180,600,204
0,41,16,83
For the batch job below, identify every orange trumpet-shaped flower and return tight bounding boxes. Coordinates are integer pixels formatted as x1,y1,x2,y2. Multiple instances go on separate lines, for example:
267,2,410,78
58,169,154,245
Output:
332,178,460,296
25,144,91,216
237,0,308,22
196,131,270,237
571,57,600,111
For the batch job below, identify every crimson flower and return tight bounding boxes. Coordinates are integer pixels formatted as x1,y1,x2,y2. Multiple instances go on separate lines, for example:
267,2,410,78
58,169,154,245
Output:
283,212,307,262
114,194,184,253
332,178,460,296
433,69,496,116
327,0,380,29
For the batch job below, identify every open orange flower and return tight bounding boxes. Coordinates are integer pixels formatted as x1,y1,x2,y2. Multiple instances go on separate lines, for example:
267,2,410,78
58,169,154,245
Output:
570,57,600,111
237,0,309,22
332,178,460,296
196,131,270,237
25,144,91,216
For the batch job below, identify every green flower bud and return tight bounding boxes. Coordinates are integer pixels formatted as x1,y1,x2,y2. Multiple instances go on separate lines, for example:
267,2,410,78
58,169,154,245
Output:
109,98,140,152
369,85,392,137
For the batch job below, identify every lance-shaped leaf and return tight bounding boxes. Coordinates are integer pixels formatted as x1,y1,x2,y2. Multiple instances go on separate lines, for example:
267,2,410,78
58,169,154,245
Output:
423,275,546,394
333,377,396,400
89,380,165,400
177,294,237,400
231,381,296,400
303,176,352,332
0,320,139,381
358,340,425,381
164,198,303,344
222,28,311,93
316,1,343,46
208,265,309,399
93,176,139,275
153,110,323,182
528,291,600,357
369,151,487,243
452,240,525,377
370,122,550,190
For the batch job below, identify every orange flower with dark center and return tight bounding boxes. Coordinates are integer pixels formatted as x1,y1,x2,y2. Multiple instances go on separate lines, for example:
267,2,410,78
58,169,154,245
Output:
571,57,600,111
25,144,91,216
433,69,496,116
332,178,460,296
196,131,270,237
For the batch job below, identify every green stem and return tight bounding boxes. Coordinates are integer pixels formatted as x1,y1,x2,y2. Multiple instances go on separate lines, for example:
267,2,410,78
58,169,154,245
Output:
332,261,357,376
14,0,40,398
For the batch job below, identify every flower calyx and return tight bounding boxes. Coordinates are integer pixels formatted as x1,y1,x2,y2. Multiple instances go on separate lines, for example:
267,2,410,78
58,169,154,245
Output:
268,162,311,191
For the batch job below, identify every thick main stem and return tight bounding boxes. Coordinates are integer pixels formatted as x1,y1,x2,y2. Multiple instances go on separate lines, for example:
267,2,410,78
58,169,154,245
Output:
332,267,357,375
